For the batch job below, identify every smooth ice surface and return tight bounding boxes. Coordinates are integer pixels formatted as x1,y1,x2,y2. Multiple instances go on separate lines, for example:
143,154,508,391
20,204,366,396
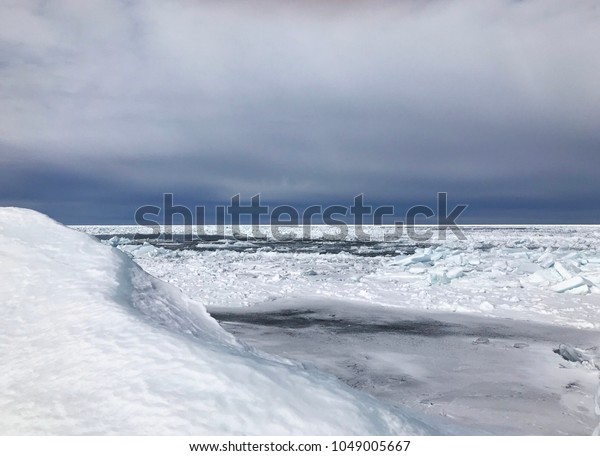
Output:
213,299,600,435
0,208,433,435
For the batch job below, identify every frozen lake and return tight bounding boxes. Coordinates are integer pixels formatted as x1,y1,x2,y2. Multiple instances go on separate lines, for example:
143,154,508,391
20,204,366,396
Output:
77,224,600,435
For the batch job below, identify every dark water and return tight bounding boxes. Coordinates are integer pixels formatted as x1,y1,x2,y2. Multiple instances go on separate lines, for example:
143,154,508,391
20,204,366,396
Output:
95,233,426,256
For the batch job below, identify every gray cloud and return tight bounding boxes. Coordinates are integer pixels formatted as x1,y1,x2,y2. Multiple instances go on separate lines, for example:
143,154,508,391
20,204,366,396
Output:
1,0,599,222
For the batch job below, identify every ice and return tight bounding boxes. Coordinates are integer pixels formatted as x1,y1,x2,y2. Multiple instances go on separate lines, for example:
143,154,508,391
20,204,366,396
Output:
554,344,600,370
85,225,600,327
527,269,562,286
554,261,575,280
479,301,494,312
392,253,432,267
555,344,588,364
566,285,591,295
212,300,600,435
120,242,164,258
550,276,591,293
0,208,433,436
408,265,428,274
537,253,555,269
71,222,600,434
429,269,450,285
516,262,541,274
446,267,465,280
107,236,132,247
431,251,445,262
472,337,490,345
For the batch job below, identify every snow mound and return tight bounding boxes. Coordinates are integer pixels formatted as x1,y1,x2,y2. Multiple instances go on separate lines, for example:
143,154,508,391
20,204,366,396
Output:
0,208,433,435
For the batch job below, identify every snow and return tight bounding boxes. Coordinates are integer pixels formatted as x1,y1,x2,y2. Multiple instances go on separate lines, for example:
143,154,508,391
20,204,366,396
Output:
0,208,433,435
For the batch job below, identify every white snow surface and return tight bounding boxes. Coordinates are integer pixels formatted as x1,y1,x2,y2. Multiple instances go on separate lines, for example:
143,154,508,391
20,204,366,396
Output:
0,208,433,435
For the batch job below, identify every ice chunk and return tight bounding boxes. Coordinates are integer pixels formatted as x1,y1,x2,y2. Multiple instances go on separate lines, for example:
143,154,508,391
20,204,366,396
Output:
119,242,166,258
447,254,464,266
430,251,444,262
446,267,464,280
491,260,508,271
566,284,590,295
392,253,431,267
550,276,591,293
537,253,555,269
428,269,450,285
563,260,582,274
516,262,541,274
479,301,494,312
527,268,562,286
408,265,428,274
554,344,599,369
553,262,573,280
554,344,584,363
106,236,131,247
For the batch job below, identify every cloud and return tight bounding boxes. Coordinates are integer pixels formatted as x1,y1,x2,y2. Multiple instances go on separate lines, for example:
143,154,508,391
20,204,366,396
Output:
0,0,599,222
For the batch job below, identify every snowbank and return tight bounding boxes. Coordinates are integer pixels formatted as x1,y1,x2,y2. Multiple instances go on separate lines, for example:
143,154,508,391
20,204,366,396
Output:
0,208,432,435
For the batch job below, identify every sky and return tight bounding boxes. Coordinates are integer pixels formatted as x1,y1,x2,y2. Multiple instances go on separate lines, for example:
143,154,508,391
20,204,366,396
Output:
1,0,599,224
